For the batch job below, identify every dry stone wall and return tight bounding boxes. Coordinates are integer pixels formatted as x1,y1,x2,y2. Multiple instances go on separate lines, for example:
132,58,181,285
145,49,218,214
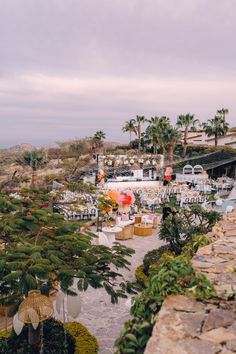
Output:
145,210,236,354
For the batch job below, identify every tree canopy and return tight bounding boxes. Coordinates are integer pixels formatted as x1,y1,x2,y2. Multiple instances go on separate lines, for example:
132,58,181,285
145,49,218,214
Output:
0,189,135,311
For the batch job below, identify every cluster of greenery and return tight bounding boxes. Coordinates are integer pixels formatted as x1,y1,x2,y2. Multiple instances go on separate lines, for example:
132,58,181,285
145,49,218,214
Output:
115,255,216,354
115,205,221,354
142,205,220,274
65,322,98,354
0,318,98,354
123,115,182,163
0,188,137,314
135,265,148,287
158,205,221,255
122,108,229,162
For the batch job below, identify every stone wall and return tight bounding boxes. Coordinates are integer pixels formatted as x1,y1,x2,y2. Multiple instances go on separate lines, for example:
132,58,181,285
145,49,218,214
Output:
145,210,236,354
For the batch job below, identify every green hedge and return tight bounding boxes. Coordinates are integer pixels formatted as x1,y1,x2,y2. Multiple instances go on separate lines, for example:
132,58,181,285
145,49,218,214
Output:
143,244,170,274
115,232,214,353
135,265,148,286
65,322,99,354
115,255,216,353
0,318,98,354
182,234,210,258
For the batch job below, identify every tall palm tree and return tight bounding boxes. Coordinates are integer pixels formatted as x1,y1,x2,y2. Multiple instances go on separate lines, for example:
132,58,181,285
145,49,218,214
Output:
133,115,146,152
203,116,229,147
163,127,182,165
93,131,106,140
122,119,136,144
217,108,229,122
16,151,47,187
145,116,170,154
176,113,199,157
92,131,106,153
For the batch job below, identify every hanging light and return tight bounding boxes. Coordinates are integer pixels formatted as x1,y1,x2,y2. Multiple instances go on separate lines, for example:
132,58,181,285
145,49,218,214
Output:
13,313,24,336
67,293,82,319
129,159,134,164
32,322,39,330
55,291,65,314
18,290,53,325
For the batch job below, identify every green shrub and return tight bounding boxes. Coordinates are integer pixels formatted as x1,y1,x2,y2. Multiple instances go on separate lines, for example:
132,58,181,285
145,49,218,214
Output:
182,234,210,258
114,317,153,354
159,205,221,254
0,319,99,354
143,245,170,274
135,265,148,286
65,322,99,354
115,256,216,354
0,318,75,354
149,252,175,274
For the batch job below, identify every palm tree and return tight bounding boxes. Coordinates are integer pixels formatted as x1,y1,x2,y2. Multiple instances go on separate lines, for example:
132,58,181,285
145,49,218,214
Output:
203,116,229,147
122,119,136,144
145,116,170,154
133,115,146,152
92,130,106,152
93,130,106,141
16,151,47,187
163,127,182,165
217,108,229,122
176,113,199,157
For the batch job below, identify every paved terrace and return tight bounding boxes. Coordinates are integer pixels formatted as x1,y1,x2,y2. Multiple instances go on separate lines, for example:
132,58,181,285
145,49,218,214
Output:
55,229,163,354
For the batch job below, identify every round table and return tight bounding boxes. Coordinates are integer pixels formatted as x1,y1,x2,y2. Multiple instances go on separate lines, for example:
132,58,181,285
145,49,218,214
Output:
102,226,123,247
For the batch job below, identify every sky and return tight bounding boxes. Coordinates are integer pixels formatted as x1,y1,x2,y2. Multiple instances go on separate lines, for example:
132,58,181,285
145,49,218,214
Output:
0,0,235,148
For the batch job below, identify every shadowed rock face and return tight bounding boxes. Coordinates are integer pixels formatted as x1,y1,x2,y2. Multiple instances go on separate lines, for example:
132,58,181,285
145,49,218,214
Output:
145,295,236,354
145,211,236,354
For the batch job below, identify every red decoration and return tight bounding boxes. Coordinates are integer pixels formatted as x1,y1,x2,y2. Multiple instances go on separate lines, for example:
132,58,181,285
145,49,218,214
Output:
119,194,132,206
165,176,172,182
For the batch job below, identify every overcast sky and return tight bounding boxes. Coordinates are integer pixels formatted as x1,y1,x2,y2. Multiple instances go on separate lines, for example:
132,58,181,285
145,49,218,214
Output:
0,0,235,147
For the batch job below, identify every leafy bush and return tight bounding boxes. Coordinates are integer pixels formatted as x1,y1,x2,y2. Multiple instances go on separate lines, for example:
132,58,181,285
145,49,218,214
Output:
116,206,219,353
182,234,210,258
0,189,136,307
115,256,216,353
132,256,215,323
149,252,175,274
0,318,75,354
135,265,148,286
186,205,222,231
143,245,170,274
159,205,221,254
159,215,184,254
65,322,99,354
114,317,153,354
0,319,99,354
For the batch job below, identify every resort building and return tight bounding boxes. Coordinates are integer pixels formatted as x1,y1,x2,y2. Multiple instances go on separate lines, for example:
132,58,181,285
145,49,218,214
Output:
185,128,236,148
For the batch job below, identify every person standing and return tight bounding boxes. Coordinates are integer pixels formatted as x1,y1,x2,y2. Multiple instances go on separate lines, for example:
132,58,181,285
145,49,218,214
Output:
162,203,172,221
